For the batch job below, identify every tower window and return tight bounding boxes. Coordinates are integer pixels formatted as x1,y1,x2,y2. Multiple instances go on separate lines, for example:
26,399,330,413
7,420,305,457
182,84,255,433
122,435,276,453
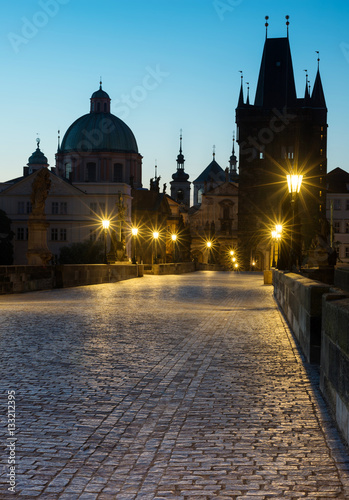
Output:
104,103,107,112
113,163,123,182
97,102,100,112
87,162,96,182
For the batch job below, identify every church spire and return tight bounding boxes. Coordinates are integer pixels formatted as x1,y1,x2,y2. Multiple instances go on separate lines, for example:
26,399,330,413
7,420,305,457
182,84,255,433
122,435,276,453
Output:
229,133,238,181
176,129,185,170
246,82,250,105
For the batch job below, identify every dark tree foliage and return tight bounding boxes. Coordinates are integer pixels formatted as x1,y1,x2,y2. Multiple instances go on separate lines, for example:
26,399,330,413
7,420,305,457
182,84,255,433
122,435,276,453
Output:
59,240,104,264
0,209,14,265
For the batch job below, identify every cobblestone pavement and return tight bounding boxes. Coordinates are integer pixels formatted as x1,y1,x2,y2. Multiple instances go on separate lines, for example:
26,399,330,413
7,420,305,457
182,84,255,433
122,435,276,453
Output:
1,271,349,500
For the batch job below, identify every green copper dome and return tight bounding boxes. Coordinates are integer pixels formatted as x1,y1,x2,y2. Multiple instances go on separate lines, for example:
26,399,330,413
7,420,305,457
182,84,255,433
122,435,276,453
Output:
60,112,139,153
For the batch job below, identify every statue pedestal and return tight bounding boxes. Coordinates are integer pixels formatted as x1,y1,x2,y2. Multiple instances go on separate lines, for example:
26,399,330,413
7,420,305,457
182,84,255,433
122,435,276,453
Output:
27,216,52,266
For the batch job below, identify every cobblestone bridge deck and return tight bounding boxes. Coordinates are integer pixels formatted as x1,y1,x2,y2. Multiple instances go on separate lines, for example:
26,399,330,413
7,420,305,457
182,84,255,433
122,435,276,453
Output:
1,271,349,499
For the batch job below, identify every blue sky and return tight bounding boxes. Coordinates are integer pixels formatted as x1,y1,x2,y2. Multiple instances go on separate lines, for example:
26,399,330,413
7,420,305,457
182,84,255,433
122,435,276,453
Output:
1,0,349,188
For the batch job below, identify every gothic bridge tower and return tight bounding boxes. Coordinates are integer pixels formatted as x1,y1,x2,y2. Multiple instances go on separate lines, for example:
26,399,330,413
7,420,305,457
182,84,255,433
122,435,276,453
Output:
236,17,327,270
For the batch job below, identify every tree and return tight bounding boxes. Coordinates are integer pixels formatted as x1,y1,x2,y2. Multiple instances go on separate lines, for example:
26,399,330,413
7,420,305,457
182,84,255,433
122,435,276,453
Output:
0,210,14,265
59,240,104,264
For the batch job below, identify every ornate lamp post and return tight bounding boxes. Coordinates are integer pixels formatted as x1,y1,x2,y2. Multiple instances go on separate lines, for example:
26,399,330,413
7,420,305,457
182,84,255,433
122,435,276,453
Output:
102,219,110,264
171,234,177,263
287,173,303,269
271,225,282,268
131,227,138,264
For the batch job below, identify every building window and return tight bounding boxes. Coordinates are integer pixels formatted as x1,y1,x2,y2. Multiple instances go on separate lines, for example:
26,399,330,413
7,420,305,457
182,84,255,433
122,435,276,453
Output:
334,199,341,210
113,163,123,182
16,227,28,240
90,202,97,215
99,202,105,215
334,221,340,233
18,201,25,214
60,202,67,215
60,229,67,241
97,102,100,112
87,162,96,182
197,188,204,204
103,103,107,112
26,202,32,214
346,222,349,234
65,163,72,180
346,199,349,211
52,202,59,214
346,247,349,259
51,228,58,241
259,152,264,160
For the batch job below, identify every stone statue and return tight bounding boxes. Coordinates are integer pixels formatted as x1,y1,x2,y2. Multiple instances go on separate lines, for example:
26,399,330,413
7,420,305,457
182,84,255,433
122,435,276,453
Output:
31,168,51,216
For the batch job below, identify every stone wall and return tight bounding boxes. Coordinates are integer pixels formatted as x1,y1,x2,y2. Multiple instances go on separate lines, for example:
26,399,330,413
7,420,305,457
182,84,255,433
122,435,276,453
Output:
334,267,349,293
151,262,196,275
321,293,349,444
0,266,55,294
0,264,143,294
273,271,331,363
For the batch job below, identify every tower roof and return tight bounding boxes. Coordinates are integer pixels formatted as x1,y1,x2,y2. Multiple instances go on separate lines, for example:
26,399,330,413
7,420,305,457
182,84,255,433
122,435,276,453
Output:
311,68,326,108
254,37,297,108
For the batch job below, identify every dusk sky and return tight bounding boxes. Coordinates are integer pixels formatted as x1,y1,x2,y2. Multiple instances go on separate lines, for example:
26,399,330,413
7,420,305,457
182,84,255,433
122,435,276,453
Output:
1,0,349,189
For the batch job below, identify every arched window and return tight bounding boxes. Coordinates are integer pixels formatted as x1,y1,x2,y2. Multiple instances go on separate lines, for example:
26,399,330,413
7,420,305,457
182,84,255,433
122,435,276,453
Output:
87,162,96,182
104,102,107,112
198,188,204,204
113,163,123,182
97,102,100,112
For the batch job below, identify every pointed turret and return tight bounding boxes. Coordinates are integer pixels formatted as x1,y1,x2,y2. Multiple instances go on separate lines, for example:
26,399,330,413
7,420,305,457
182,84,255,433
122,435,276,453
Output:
237,72,244,107
170,131,190,206
311,68,326,108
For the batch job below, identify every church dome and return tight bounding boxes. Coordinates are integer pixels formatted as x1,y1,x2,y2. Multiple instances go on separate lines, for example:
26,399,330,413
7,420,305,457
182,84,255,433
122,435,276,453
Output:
28,140,48,166
60,84,139,154
60,112,139,153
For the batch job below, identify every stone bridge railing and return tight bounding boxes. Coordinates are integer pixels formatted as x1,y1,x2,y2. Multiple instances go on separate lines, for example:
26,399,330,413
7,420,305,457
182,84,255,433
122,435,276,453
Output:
273,268,349,446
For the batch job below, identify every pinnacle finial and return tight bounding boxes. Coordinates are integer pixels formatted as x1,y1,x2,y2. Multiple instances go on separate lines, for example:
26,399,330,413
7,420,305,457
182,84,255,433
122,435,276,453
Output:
99,77,102,89
316,51,320,69
286,15,290,38
213,145,216,159
265,16,269,38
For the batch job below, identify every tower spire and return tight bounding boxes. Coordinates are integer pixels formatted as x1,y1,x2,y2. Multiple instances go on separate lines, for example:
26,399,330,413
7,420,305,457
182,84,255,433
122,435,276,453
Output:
237,71,244,107
176,129,185,170
304,69,310,100
265,16,269,39
246,82,250,105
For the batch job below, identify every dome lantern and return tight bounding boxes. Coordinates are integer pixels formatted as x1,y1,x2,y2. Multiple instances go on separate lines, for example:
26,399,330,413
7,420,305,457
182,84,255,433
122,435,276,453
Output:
90,80,111,113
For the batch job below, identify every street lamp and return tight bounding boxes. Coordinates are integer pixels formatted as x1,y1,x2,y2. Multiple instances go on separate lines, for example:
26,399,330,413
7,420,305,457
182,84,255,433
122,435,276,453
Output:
171,234,177,263
153,231,159,264
102,219,110,264
271,225,282,268
287,172,303,269
131,227,138,264
207,241,212,264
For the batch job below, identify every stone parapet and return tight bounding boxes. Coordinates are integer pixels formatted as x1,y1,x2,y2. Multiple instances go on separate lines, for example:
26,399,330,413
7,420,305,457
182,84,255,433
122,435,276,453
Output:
273,270,331,363
0,264,143,294
321,293,349,445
